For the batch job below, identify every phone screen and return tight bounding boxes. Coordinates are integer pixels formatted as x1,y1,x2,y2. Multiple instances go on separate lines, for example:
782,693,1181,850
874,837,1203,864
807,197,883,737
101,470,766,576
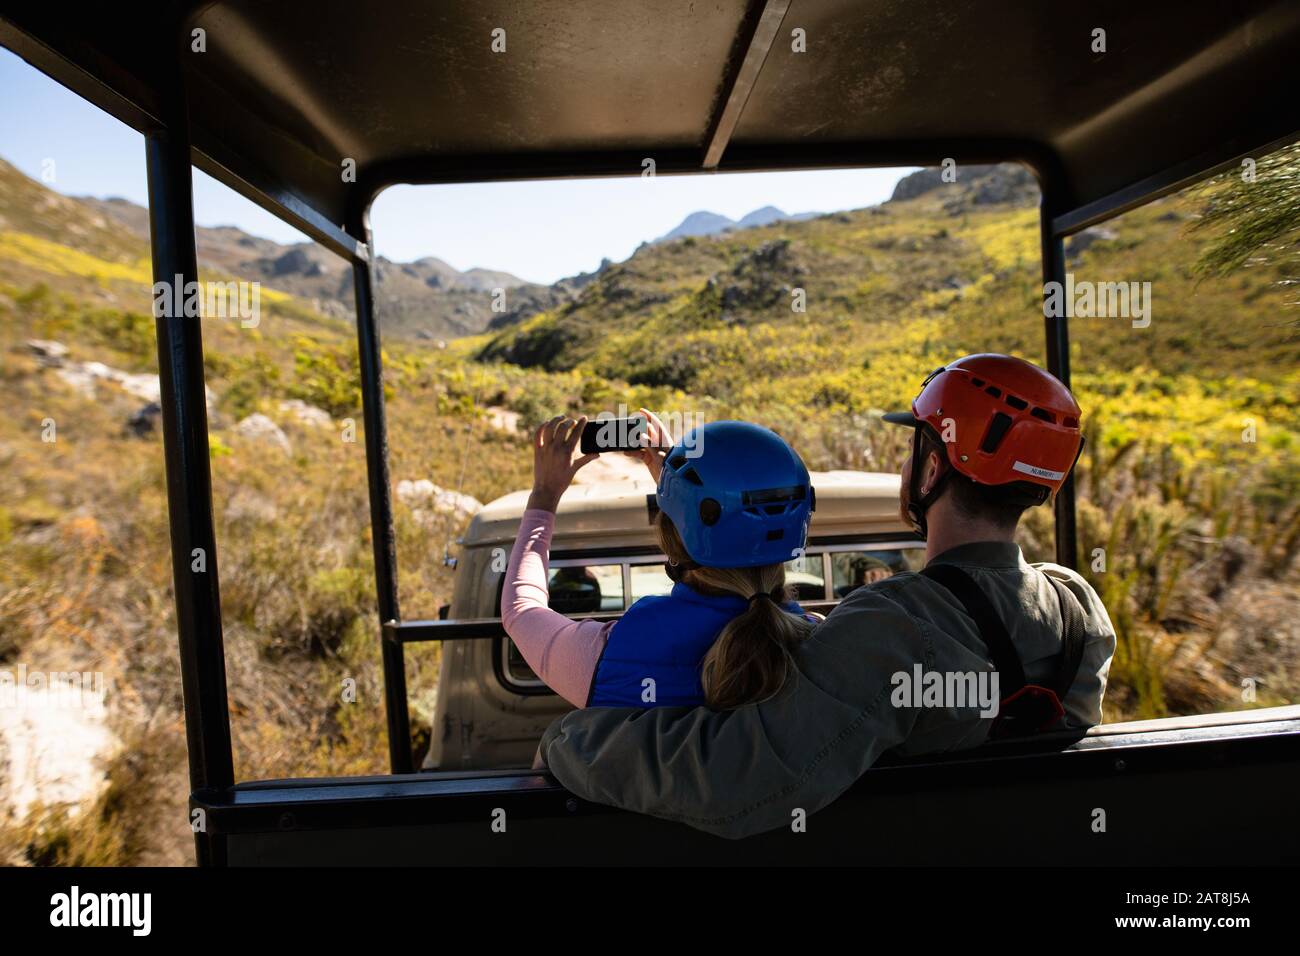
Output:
580,417,647,454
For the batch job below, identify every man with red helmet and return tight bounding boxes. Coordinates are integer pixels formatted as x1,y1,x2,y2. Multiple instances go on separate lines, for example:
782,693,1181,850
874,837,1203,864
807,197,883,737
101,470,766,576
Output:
884,353,1085,542
539,355,1116,839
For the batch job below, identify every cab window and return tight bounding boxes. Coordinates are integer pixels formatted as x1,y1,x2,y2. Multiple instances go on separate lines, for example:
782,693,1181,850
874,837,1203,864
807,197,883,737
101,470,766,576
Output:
546,563,623,613
831,548,925,598
784,553,827,601
629,562,673,602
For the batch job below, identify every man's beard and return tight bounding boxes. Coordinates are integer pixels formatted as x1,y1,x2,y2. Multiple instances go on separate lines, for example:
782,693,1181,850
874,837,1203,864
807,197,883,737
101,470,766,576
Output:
899,482,913,529
899,448,919,531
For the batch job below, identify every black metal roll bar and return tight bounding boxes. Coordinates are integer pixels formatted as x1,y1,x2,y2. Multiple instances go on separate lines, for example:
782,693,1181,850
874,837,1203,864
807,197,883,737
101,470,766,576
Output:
384,615,621,645
346,209,412,773
144,77,234,867
1039,203,1076,569
382,601,843,646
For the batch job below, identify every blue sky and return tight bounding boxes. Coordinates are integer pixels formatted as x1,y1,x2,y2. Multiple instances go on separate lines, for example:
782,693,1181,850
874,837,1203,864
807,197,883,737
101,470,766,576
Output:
1,46,915,285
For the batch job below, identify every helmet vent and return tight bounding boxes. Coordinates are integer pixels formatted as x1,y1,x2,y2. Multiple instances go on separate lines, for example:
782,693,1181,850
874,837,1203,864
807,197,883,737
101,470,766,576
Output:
971,378,985,387
766,529,784,541
668,453,688,470
1005,394,1028,410
1064,416,1079,428
1030,407,1056,423
984,385,1002,398
699,498,722,526
680,467,704,486
741,485,806,507
980,412,1015,453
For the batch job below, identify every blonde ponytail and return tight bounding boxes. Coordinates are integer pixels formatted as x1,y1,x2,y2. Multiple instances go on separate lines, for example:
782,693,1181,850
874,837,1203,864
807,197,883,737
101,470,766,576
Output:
654,513,812,709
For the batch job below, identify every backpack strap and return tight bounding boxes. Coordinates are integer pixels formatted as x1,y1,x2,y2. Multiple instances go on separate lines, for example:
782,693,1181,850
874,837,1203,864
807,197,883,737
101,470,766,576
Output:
1042,574,1087,701
921,564,1088,707
920,564,1026,695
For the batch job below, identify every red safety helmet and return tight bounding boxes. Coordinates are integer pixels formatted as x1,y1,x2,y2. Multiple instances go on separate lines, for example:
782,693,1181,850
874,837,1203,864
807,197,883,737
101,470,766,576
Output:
884,354,1083,498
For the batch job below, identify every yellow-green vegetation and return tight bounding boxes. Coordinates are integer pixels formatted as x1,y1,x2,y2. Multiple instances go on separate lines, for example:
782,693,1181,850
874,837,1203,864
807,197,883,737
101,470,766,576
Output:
1,160,1297,865
0,231,154,286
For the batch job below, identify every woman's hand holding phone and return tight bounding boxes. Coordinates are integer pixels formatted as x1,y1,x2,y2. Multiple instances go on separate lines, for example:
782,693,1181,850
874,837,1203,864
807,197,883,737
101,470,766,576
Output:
528,416,598,513
624,406,675,482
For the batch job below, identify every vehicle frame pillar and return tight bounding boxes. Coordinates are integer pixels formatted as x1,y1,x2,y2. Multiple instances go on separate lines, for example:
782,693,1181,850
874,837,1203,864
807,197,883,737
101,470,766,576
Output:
347,204,412,773
145,87,233,865
1039,188,1079,570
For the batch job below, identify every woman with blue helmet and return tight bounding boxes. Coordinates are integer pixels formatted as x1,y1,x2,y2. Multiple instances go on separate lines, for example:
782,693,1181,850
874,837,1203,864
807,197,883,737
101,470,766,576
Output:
500,410,816,710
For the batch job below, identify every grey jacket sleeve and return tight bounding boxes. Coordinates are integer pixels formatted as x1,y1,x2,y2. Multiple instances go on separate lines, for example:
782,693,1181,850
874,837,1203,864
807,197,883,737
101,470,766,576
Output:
539,590,933,839
1034,563,1117,728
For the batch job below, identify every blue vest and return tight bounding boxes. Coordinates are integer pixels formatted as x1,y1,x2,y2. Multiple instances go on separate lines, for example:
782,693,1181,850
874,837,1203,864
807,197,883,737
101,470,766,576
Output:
587,582,805,707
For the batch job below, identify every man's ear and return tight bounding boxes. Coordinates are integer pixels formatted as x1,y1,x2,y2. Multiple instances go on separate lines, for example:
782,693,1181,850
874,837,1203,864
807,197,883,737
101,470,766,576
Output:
918,449,945,497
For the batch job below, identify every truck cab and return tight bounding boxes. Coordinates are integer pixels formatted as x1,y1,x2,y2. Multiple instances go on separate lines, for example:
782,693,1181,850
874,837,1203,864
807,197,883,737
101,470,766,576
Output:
424,469,923,770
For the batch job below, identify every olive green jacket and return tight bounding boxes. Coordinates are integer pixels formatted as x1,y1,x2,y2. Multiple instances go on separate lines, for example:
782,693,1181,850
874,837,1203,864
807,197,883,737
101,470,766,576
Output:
539,541,1117,839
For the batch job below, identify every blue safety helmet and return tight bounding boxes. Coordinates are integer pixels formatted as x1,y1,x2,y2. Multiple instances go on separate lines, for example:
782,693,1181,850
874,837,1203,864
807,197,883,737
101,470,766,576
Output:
656,421,814,568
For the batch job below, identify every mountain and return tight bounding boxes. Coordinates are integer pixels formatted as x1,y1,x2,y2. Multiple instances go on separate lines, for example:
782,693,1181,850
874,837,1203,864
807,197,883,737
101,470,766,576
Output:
658,210,735,241
656,205,820,242
73,187,559,340
888,163,1039,210
0,158,563,341
478,160,1299,392
736,205,801,229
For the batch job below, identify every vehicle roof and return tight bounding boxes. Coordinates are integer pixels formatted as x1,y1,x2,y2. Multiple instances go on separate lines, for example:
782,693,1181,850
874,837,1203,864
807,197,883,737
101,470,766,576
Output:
3,2,1297,255
462,469,910,550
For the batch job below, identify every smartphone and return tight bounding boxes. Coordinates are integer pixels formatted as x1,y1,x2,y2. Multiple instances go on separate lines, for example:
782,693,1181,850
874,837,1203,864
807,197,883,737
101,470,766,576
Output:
580,416,648,454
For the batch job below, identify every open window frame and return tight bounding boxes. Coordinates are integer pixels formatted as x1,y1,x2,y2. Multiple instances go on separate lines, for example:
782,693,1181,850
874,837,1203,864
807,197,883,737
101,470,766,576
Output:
4,1,1298,865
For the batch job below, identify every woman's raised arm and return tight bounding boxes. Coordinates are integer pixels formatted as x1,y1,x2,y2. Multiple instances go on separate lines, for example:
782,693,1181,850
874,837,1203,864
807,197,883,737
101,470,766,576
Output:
498,416,610,708
501,507,613,708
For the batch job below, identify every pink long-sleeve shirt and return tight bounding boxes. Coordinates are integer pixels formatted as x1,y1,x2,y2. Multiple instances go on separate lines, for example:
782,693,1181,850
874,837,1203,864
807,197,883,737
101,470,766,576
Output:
501,508,614,707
